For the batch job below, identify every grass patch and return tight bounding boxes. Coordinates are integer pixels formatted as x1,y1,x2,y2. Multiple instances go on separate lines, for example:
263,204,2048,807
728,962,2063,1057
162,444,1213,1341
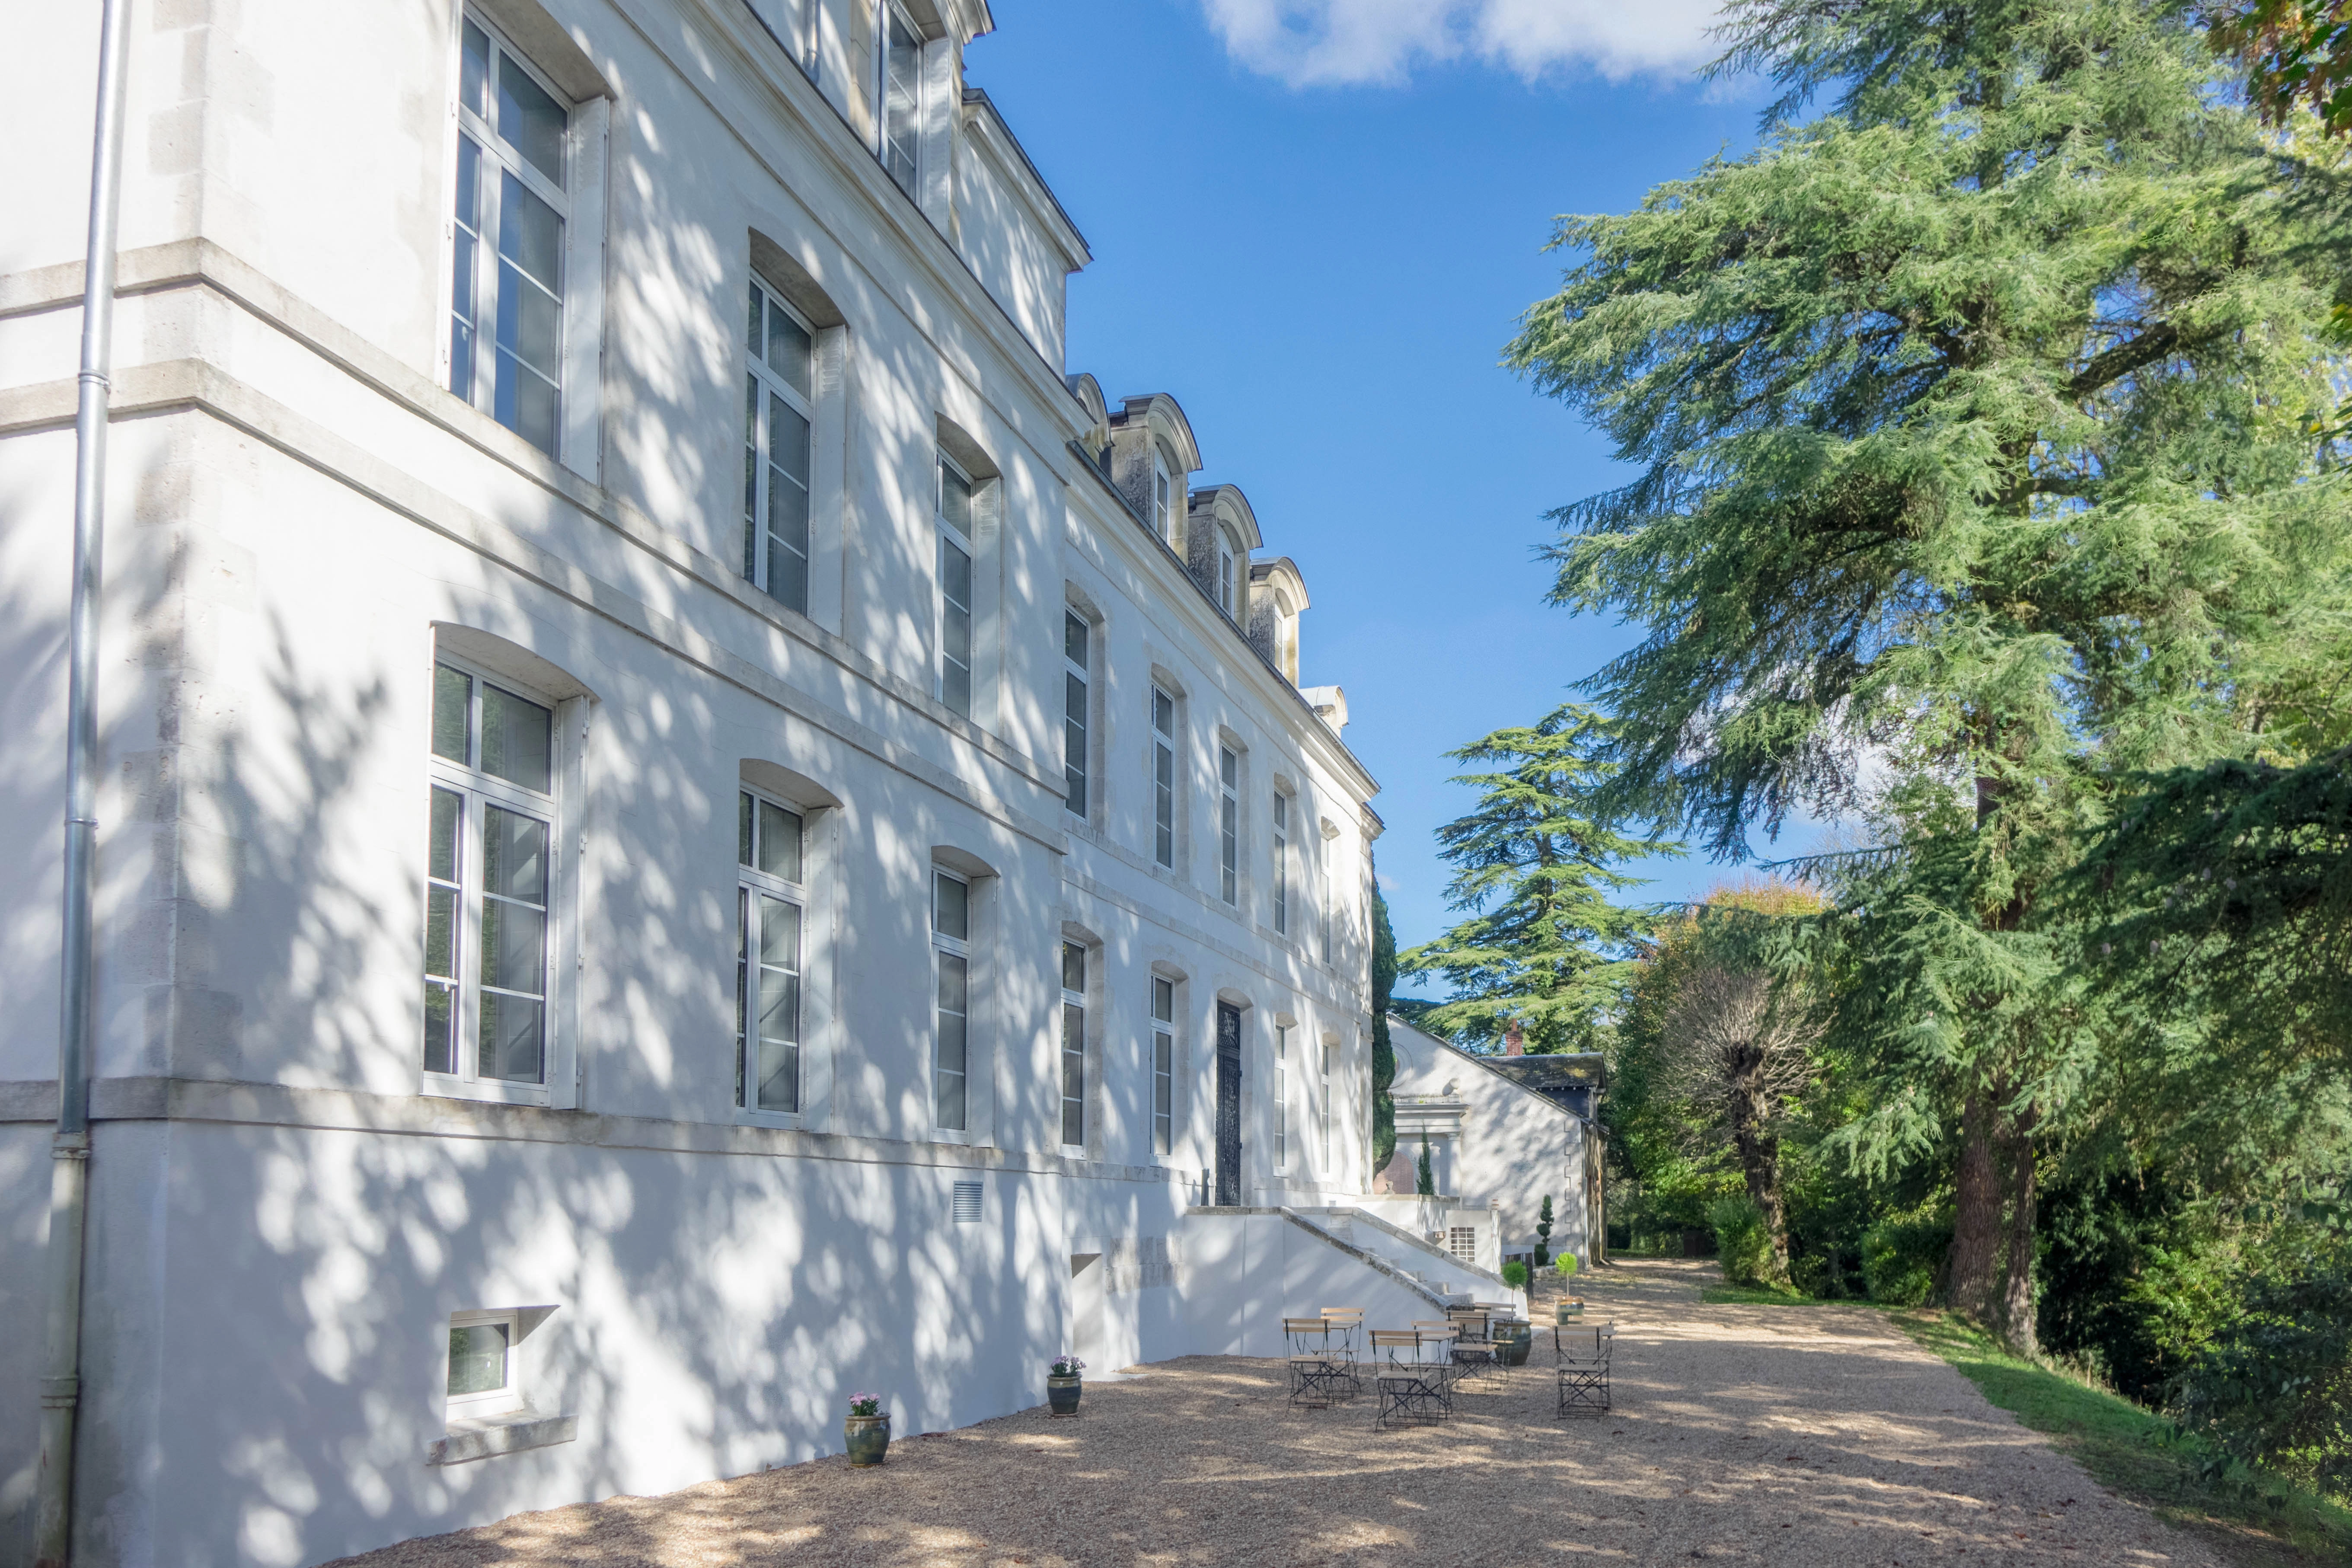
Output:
1699,1281,1817,1304
1892,1308,2352,1568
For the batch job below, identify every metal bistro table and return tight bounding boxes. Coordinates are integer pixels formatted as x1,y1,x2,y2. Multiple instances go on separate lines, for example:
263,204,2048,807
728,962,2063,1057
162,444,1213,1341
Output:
1552,1318,1614,1416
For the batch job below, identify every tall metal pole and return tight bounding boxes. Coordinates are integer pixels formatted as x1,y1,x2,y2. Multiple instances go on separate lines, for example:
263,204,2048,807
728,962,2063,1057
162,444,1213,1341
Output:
35,0,134,1562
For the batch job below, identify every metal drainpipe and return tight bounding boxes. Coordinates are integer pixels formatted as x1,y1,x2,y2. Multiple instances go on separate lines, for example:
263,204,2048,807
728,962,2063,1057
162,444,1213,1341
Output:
35,1,134,1563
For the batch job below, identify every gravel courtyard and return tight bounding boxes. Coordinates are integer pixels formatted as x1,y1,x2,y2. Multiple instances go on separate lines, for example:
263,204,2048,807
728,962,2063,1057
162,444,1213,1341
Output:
335,1258,2228,1567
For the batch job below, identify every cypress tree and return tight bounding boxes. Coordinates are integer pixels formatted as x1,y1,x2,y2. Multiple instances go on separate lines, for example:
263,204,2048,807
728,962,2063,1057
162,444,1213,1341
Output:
1508,0,2352,1343
1371,885,1399,1173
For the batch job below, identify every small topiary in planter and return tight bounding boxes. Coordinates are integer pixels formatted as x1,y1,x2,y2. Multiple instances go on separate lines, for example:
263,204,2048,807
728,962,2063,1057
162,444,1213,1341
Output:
844,1392,890,1466
1047,1353,1085,1415
1555,1254,1584,1321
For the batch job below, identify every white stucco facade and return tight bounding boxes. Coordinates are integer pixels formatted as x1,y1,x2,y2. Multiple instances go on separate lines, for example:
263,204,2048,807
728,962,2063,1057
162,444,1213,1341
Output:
1374,1017,1605,1270
0,2,1431,1562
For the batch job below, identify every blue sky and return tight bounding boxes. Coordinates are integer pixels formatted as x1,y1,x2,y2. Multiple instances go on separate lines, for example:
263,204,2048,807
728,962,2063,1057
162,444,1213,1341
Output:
969,2,1799,960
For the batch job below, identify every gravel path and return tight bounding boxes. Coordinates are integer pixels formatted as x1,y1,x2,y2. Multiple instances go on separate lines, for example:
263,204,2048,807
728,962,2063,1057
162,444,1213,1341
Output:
336,1258,2229,1566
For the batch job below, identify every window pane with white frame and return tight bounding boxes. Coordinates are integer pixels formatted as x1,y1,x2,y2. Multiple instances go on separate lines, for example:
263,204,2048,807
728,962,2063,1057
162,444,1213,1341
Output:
1272,792,1290,935
736,791,805,1113
743,280,814,615
937,457,974,718
1151,976,1175,1156
1321,1040,1334,1169
933,870,970,1130
1217,531,1236,617
879,1,921,194
1063,613,1088,817
1274,1023,1288,1170
1218,745,1239,906
1318,830,1334,965
425,661,556,1089
447,1310,520,1418
1151,451,1173,543
450,14,570,457
1151,687,1176,869
1060,942,1085,1146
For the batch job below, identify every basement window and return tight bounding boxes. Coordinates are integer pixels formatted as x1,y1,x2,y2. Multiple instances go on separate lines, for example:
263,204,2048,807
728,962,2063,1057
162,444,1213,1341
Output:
428,1307,578,1466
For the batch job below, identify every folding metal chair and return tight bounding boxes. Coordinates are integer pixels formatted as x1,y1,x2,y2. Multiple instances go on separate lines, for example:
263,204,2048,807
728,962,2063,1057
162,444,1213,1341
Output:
1370,1329,1450,1427
1320,1308,1365,1398
1553,1319,1614,1416
1410,1321,1472,1399
1283,1316,1350,1409
1443,1309,1497,1387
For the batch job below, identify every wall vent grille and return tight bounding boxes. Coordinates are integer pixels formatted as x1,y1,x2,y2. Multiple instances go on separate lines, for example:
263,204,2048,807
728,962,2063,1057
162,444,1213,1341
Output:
952,1180,983,1224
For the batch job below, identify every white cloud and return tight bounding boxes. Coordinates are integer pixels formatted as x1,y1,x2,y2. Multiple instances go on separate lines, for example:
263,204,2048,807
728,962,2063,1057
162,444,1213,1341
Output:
1200,0,1726,88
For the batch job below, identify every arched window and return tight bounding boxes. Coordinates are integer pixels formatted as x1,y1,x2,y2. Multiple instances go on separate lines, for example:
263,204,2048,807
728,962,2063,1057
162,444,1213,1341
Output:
744,278,814,613
421,626,595,1107
878,0,922,194
937,454,976,716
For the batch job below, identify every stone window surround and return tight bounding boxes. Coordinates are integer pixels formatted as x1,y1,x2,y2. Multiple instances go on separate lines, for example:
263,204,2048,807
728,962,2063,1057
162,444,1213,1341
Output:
437,1,610,481
422,628,595,1112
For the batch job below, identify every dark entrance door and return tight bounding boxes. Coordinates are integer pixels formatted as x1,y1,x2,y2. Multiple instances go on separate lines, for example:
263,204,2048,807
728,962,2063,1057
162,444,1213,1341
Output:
1214,1002,1243,1206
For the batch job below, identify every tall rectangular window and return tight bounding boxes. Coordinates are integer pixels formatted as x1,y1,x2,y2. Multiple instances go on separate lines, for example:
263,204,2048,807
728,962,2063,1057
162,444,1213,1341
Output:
744,281,814,614
932,870,970,1130
736,791,805,1113
1151,687,1177,869
1321,1040,1334,1169
1151,452,1173,542
879,1,921,195
1274,1024,1288,1171
937,456,974,717
450,14,570,457
1319,844,1335,967
1060,942,1086,1147
1218,746,1239,906
1272,792,1290,936
1063,613,1088,817
1151,976,1175,1156
425,661,556,1089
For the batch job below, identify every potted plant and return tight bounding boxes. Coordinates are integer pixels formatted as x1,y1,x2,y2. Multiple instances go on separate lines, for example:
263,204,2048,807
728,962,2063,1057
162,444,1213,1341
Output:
844,1392,890,1466
1047,1353,1085,1416
1555,1255,1586,1322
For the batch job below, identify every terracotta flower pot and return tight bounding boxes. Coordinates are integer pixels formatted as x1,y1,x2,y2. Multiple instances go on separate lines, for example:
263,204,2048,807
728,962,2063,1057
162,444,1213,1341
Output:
844,1412,890,1466
1046,1374,1082,1416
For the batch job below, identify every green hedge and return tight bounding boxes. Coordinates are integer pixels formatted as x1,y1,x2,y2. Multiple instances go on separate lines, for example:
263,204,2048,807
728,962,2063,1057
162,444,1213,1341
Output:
1708,1195,1776,1288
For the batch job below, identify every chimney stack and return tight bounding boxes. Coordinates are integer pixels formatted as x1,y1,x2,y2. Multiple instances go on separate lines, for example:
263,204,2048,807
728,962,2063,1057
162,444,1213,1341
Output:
1503,1018,1524,1056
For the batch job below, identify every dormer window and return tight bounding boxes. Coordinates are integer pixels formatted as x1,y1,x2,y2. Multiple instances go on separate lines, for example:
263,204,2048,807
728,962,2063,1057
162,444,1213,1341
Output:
1152,450,1174,544
879,2,921,195
1275,594,1299,682
1217,530,1238,618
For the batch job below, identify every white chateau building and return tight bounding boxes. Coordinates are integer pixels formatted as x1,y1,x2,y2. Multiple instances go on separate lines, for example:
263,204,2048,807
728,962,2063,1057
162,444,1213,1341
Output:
0,2,1518,1564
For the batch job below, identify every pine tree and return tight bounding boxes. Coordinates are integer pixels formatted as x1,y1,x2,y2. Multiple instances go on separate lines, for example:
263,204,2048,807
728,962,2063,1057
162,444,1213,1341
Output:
1399,705,1666,1052
1508,0,2352,1344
